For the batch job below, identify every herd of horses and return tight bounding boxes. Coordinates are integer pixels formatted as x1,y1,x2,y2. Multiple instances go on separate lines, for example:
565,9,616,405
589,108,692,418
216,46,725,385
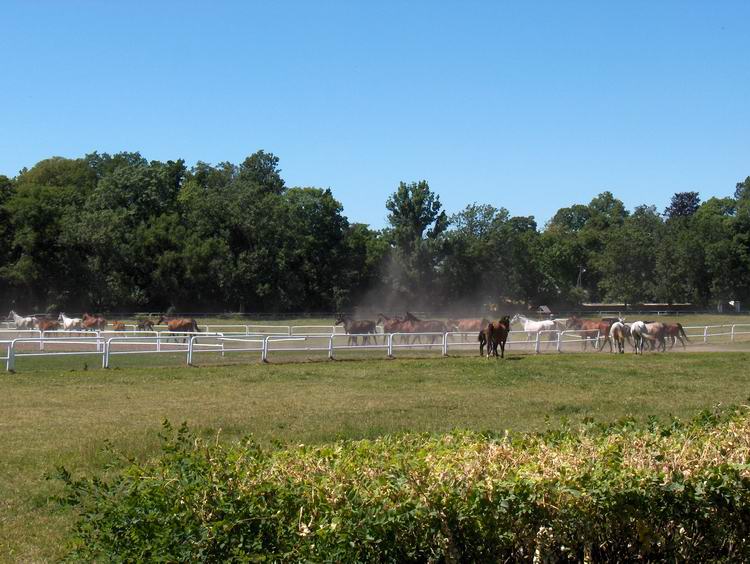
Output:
6,311,202,334
335,312,691,358
9,309,690,358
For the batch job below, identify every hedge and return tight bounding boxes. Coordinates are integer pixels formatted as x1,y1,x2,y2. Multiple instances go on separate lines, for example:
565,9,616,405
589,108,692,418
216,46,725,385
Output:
59,409,750,561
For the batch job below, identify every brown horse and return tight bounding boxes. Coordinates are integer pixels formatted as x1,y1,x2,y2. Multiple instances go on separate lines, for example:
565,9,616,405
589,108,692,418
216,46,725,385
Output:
335,314,377,345
404,312,447,344
136,318,156,331
157,316,201,333
82,313,107,331
663,323,690,349
448,318,490,344
485,316,511,358
111,321,126,331
566,316,615,352
35,318,60,332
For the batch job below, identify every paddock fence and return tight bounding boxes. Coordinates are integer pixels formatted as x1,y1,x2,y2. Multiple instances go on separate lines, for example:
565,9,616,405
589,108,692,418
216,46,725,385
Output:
2,322,750,371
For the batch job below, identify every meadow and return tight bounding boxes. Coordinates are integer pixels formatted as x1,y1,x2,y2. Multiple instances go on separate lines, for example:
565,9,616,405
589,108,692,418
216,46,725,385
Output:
2,347,750,561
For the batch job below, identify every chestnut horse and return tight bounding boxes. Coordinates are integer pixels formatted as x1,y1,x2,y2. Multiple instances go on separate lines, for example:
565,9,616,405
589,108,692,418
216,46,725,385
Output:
111,321,126,331
36,318,60,332
335,314,377,345
82,313,107,331
663,323,690,349
485,316,511,358
448,318,490,343
566,315,615,352
404,312,447,344
157,316,201,333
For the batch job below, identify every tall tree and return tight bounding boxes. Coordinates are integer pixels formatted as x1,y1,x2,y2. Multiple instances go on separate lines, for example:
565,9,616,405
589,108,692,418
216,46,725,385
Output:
664,191,701,219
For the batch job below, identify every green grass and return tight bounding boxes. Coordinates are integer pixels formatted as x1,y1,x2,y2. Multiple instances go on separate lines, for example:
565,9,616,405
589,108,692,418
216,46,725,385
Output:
1,352,750,560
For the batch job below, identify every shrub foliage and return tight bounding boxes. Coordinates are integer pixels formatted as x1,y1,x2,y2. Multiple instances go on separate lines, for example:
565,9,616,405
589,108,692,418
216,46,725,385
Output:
59,409,750,561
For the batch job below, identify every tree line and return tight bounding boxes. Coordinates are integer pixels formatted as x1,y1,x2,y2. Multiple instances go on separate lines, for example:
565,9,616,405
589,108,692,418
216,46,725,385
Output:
0,150,748,313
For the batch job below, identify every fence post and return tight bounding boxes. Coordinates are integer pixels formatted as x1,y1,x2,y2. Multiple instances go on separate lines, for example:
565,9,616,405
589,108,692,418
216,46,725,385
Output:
39,329,44,351
442,333,448,356
262,336,269,362
102,339,109,368
535,332,541,354
731,324,736,343
7,341,16,371
328,335,334,360
557,331,563,353
187,336,193,365
703,326,708,344
387,333,393,358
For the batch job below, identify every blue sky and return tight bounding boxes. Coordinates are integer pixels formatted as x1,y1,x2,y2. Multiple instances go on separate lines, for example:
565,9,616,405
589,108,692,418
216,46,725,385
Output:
2,1,748,228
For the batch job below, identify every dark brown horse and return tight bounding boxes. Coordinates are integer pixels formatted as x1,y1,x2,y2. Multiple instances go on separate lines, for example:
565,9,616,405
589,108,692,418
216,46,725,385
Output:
82,313,107,331
136,317,157,331
566,315,616,351
335,314,377,345
485,316,511,358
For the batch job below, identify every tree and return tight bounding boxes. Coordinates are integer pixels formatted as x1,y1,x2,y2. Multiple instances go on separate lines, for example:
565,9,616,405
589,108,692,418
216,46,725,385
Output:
384,181,448,305
238,150,285,195
664,191,700,219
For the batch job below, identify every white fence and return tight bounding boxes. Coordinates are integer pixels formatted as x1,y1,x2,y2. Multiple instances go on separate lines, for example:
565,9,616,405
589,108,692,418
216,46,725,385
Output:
2,324,750,372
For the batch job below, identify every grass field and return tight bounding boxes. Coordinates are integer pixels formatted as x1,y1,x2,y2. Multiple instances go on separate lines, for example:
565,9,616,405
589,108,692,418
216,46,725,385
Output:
2,351,750,561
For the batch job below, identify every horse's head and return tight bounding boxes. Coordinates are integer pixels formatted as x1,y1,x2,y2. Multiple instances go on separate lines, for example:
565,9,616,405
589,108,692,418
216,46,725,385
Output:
404,312,421,322
446,319,459,331
58,312,64,321
565,316,580,329
334,313,347,325
156,315,166,325
7,311,14,320
510,314,520,325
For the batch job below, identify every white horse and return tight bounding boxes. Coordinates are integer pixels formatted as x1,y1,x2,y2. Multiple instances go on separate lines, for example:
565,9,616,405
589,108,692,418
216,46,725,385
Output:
608,321,632,354
510,314,557,343
58,312,82,331
8,310,36,329
630,321,666,354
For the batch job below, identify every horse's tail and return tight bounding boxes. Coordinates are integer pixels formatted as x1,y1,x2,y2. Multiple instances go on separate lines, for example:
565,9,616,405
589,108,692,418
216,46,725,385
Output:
193,320,201,332
678,323,689,342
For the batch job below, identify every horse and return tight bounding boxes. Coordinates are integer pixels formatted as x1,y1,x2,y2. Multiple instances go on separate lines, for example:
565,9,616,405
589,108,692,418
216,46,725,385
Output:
566,315,616,351
663,323,690,349
609,321,632,354
377,314,403,334
631,321,667,354
36,318,60,332
157,316,201,333
8,310,36,330
111,321,126,331
485,316,511,359
447,318,490,343
136,317,157,331
510,314,556,345
404,312,446,344
82,313,107,331
58,313,82,331
335,314,377,345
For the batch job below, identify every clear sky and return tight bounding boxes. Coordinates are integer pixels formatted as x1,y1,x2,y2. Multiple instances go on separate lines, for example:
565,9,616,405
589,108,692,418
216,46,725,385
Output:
2,1,748,228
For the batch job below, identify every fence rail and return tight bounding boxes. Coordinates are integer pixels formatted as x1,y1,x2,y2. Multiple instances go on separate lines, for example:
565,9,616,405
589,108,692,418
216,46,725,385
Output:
2,324,750,371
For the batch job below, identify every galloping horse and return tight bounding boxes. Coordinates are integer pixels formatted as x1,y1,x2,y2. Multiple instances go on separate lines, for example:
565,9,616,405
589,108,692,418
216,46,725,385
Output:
8,310,36,330
136,317,157,331
111,321,127,331
377,314,403,334
511,314,556,344
335,314,377,345
485,316,511,359
566,316,616,351
609,321,632,354
82,313,107,331
404,312,446,344
58,313,82,331
663,323,690,349
36,318,60,332
447,318,490,343
631,321,667,354
157,316,201,333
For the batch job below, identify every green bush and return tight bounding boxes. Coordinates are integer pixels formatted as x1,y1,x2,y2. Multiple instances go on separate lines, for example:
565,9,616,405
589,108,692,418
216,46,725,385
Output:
59,409,750,561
